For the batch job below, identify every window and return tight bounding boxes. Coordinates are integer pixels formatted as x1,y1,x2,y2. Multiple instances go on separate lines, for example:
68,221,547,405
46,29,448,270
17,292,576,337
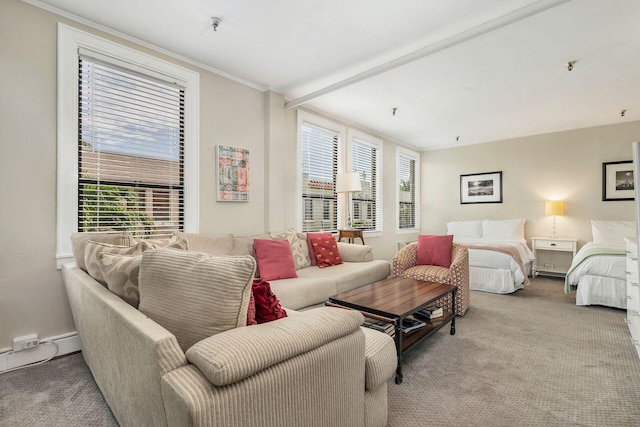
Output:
350,132,382,232
298,113,343,232
57,24,199,265
78,54,184,238
397,147,420,231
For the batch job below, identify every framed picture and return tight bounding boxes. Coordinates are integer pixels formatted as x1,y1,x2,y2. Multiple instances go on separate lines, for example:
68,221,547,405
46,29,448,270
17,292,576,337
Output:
602,160,634,201
216,145,250,202
460,171,503,204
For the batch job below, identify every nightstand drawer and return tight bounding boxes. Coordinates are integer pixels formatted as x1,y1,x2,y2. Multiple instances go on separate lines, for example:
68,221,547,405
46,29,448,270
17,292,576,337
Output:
535,239,574,250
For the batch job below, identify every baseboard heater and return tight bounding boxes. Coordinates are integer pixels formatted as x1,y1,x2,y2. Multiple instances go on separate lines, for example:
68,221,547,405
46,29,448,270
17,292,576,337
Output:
0,332,81,373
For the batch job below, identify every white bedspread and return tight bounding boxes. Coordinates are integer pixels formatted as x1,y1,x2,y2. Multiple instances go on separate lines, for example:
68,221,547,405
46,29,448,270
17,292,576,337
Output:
566,242,627,286
454,239,535,293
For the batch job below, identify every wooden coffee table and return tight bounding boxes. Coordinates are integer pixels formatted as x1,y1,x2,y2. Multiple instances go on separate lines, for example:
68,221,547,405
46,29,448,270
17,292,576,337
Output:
327,277,457,384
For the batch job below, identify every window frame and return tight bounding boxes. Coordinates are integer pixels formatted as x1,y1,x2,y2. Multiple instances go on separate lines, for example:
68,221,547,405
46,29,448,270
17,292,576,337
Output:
56,24,200,267
296,111,346,232
348,129,383,235
397,146,421,233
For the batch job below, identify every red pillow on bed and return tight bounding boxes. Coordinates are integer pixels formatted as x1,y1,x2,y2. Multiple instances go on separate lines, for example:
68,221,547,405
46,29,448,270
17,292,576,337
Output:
416,234,453,268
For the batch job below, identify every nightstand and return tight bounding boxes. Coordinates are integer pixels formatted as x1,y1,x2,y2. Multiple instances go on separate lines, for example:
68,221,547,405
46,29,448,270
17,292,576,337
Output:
338,229,365,245
531,237,578,277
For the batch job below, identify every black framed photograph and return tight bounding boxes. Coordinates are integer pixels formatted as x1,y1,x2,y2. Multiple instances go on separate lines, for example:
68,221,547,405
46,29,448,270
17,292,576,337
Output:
602,160,634,201
460,171,503,204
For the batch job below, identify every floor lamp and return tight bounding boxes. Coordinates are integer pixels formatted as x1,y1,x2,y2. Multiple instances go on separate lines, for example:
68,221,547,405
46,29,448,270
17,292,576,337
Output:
336,172,362,229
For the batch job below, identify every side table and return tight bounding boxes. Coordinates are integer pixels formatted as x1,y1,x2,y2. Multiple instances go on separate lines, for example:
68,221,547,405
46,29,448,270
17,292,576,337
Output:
531,236,578,277
338,229,365,244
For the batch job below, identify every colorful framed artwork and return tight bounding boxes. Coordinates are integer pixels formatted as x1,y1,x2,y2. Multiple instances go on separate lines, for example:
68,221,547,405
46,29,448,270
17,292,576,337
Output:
602,160,634,201
460,171,503,204
216,145,250,202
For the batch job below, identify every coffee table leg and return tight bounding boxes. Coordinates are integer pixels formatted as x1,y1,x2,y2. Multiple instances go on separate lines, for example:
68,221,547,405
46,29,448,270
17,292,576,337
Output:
450,317,456,335
450,288,457,335
394,320,403,384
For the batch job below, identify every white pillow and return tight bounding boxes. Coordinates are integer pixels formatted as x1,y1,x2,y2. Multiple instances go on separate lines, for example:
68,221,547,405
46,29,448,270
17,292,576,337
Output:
481,218,525,241
591,220,636,246
446,221,482,239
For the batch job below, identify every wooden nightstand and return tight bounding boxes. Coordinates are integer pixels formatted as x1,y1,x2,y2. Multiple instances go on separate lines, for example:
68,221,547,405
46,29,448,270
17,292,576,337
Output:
531,237,578,277
338,229,365,245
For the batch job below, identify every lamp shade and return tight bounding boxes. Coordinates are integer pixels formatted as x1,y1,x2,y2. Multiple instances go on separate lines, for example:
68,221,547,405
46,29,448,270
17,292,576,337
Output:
545,201,565,216
335,172,362,193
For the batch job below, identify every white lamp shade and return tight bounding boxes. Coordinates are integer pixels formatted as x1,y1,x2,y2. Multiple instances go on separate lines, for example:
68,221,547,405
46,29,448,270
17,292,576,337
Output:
545,201,565,216
336,172,362,193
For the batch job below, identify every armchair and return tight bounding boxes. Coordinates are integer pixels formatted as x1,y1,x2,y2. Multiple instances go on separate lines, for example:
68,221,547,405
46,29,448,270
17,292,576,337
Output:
392,242,470,316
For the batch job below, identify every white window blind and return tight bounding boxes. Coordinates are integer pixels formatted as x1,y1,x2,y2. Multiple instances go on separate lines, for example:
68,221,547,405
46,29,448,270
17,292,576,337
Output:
398,150,420,230
351,137,381,231
78,54,184,238
300,121,338,232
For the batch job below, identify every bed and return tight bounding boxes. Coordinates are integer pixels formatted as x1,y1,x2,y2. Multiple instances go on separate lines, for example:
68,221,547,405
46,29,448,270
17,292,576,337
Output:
565,220,635,309
447,219,535,294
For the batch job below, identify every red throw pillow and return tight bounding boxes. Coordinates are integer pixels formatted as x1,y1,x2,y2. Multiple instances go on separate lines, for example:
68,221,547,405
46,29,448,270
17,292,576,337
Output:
246,291,257,326
310,236,343,268
253,239,298,281
252,279,287,323
416,235,454,268
306,232,333,266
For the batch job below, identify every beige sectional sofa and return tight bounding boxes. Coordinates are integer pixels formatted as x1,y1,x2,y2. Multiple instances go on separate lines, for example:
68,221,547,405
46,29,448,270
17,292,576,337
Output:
62,231,396,427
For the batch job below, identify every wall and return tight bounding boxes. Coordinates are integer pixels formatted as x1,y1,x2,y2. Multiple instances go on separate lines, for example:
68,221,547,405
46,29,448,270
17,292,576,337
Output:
0,0,265,350
421,121,640,247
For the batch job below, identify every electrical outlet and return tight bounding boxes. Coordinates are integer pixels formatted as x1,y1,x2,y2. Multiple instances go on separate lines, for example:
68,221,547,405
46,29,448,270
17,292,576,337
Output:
544,263,554,269
12,334,39,352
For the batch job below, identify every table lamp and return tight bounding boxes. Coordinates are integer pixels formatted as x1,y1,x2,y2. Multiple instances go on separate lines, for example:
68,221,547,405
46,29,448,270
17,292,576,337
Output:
545,200,564,238
336,172,362,229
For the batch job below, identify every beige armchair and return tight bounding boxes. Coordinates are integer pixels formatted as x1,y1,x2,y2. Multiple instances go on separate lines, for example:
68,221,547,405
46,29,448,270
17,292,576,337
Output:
392,242,470,316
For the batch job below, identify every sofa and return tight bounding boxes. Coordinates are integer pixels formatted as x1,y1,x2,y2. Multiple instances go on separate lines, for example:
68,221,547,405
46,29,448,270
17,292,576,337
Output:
62,231,397,427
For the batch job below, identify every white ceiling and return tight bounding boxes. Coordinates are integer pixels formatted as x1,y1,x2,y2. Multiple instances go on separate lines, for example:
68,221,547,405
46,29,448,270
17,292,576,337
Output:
32,0,640,150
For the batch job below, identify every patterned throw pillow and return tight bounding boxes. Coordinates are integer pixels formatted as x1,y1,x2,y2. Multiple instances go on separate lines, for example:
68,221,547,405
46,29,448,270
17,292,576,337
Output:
138,235,189,250
271,229,311,270
84,241,152,284
310,236,343,268
98,253,143,308
252,279,287,323
70,232,135,271
306,232,333,266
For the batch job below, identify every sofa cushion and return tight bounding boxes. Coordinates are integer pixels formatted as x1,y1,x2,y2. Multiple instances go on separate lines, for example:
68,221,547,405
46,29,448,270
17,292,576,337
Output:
252,279,288,323
232,233,271,257
98,252,143,308
296,260,391,294
85,241,152,283
70,232,135,271
176,232,233,256
254,239,298,281
310,236,343,268
416,234,453,268
268,276,338,311
271,229,311,270
138,249,256,352
185,307,364,386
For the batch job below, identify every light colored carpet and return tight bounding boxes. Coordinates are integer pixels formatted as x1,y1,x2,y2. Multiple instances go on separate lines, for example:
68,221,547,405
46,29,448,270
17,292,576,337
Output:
1,277,639,426
387,277,640,426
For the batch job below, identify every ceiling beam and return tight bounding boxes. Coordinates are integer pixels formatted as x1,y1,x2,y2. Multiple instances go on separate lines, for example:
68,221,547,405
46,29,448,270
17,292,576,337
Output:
285,0,572,109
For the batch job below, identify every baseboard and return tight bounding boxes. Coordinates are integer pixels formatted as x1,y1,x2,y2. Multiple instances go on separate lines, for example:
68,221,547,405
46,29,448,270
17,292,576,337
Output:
0,332,81,373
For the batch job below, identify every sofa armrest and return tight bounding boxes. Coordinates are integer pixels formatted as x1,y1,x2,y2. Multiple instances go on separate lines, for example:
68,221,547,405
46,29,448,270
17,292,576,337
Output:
186,307,364,386
392,241,418,277
336,242,374,262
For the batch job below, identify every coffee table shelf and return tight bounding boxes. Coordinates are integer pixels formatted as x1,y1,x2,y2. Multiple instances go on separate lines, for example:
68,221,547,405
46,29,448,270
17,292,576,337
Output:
327,277,457,384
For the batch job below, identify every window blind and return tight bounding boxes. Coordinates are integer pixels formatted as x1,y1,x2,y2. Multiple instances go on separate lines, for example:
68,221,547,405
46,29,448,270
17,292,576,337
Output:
398,154,417,229
78,54,185,238
300,121,338,232
351,137,380,231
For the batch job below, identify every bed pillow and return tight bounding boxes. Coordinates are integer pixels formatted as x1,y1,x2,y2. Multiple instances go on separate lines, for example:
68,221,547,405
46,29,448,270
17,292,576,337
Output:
591,220,636,245
481,218,525,241
446,220,483,239
416,235,454,268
